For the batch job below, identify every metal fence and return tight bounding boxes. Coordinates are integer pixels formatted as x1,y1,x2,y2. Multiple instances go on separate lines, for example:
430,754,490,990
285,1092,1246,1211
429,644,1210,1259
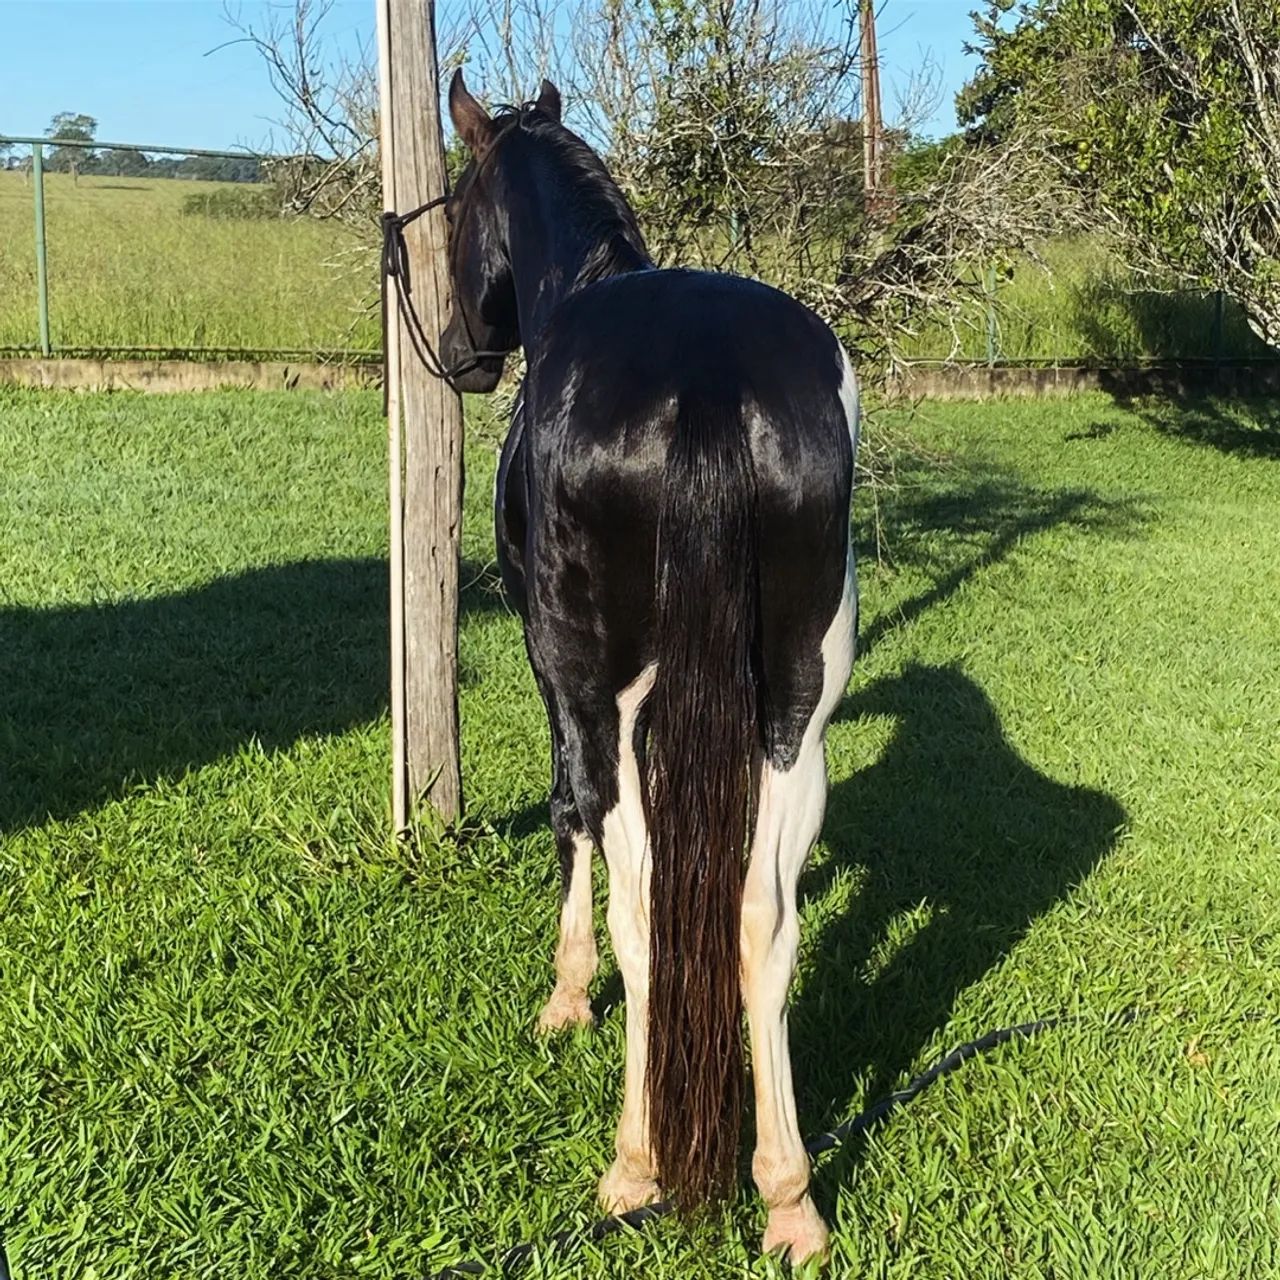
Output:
0,134,379,364
0,132,1273,370
4,136,254,357
888,240,1275,371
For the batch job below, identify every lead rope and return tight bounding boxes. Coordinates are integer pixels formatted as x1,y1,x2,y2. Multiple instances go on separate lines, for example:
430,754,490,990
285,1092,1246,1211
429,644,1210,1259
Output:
428,1006,1144,1277
380,195,510,410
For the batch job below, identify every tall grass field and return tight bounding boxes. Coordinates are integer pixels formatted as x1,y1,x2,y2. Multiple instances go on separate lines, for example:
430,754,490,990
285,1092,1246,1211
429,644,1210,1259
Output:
0,171,379,356
0,169,1271,363
896,237,1271,365
1,386,1278,1277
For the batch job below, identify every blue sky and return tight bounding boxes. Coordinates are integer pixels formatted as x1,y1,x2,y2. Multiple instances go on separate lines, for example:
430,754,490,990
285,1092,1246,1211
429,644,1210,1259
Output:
0,1,980,152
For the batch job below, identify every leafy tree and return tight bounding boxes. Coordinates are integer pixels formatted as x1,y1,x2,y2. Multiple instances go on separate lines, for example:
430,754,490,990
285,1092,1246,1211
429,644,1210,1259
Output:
46,111,98,178
585,0,865,262
961,0,1280,346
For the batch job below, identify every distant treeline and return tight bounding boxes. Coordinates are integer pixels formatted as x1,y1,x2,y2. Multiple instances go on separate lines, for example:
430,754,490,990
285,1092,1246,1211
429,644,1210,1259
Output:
2,150,262,182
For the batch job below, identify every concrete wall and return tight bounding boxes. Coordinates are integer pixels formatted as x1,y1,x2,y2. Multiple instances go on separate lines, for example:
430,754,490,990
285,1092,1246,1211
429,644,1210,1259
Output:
0,357,380,394
892,362,1280,401
3,356,1278,400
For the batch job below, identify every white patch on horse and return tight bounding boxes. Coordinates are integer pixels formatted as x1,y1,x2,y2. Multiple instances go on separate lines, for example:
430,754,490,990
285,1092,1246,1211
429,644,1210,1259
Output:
597,663,663,1213
837,342,860,459
739,556,854,1265
538,830,597,1032
602,663,655,887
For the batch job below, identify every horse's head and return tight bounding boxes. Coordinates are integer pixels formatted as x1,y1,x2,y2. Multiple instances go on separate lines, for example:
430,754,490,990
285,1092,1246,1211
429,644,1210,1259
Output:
439,70,562,393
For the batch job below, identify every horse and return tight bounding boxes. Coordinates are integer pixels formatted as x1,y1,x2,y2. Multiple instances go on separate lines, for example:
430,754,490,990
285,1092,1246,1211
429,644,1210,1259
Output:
439,70,858,1264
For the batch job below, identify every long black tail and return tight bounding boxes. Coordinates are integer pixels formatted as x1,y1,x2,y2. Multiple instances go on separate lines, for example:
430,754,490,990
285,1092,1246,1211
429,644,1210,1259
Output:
643,393,757,1208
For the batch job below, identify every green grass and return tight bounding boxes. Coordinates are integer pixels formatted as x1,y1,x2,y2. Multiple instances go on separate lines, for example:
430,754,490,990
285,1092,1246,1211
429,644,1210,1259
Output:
2,388,1280,1278
0,172,379,356
895,236,1271,365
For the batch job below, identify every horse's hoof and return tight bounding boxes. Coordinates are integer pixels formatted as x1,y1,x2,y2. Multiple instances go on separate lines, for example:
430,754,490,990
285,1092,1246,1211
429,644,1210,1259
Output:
536,987,594,1033
763,1198,830,1267
598,1161,661,1215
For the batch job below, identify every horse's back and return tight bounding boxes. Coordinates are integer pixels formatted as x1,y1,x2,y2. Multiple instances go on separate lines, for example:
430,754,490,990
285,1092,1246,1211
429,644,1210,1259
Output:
525,269,852,480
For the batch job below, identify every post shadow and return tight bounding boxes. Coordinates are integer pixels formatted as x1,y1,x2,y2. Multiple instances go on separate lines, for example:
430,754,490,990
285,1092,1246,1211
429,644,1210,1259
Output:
0,555,506,834
789,662,1126,1194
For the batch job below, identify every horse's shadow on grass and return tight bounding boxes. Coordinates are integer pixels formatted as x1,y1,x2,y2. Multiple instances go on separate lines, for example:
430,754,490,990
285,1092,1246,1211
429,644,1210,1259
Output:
0,556,507,834
786,470,1132,1193
790,662,1125,1196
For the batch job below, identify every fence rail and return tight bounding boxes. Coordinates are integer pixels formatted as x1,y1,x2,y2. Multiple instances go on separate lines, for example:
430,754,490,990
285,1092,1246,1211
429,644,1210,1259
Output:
0,135,262,160
898,352,1280,369
0,343,381,363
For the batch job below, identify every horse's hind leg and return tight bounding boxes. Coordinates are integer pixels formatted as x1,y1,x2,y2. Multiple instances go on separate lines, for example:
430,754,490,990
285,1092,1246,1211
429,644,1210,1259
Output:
538,690,597,1033
594,665,662,1213
534,664,661,1211
741,748,830,1263
537,796,596,1032
740,564,855,1264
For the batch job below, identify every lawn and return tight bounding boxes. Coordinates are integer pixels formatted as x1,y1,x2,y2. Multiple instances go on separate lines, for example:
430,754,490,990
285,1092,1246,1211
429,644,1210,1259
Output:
0,172,379,357
1,387,1278,1279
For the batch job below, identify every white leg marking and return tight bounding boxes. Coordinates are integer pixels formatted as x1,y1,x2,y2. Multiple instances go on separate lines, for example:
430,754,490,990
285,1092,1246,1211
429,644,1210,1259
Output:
598,663,663,1213
741,560,855,1264
538,831,598,1032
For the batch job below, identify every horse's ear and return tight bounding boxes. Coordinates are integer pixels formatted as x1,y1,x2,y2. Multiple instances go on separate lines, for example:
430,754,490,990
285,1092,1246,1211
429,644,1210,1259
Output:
535,78,562,123
449,68,495,153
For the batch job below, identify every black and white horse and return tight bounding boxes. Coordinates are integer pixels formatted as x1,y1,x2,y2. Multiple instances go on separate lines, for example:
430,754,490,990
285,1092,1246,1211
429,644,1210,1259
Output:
440,72,857,1264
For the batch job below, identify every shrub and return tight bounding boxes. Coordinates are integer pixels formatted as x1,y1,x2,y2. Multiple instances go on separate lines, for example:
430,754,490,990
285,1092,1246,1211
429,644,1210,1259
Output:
181,186,282,220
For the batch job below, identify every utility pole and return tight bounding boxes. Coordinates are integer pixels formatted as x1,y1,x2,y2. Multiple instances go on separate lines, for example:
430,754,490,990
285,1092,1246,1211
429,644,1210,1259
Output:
860,0,885,208
376,0,465,830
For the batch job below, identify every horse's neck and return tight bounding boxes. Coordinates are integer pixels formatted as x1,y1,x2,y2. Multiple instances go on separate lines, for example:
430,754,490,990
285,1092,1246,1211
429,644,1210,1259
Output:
506,172,647,348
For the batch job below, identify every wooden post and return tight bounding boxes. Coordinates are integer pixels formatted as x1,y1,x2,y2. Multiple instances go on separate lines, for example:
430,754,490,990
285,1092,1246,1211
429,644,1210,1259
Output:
377,0,465,826
375,0,408,833
859,0,884,207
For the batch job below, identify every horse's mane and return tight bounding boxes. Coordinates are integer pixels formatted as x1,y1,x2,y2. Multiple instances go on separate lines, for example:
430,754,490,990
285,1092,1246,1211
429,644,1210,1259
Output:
491,101,651,284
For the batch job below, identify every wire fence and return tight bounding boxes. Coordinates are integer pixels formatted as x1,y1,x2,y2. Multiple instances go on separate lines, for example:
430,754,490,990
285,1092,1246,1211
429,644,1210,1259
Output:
0,134,380,364
0,133,1275,370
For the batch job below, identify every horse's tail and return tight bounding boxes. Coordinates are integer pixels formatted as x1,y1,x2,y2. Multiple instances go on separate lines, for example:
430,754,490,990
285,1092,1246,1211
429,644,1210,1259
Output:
644,393,757,1208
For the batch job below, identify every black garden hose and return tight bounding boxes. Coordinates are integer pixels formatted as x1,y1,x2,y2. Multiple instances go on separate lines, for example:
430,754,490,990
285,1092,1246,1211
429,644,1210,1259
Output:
429,1007,1142,1278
